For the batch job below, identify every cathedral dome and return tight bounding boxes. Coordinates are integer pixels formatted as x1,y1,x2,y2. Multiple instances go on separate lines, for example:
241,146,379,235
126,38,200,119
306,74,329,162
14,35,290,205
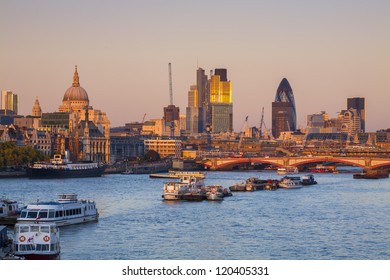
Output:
63,86,89,102
62,66,89,102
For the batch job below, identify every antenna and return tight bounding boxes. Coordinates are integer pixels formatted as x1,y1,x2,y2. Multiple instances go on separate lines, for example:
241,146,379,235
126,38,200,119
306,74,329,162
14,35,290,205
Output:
168,63,173,105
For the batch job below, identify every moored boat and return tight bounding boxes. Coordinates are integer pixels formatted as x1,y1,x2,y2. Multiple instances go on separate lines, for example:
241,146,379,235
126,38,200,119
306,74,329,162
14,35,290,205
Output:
17,193,98,226
205,186,224,201
277,166,298,175
278,176,302,189
353,169,389,179
0,198,20,225
301,174,317,185
27,153,106,179
13,222,60,260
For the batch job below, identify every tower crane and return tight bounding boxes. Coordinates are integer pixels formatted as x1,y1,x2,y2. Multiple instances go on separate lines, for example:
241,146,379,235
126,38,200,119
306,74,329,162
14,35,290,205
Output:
259,107,264,139
168,63,175,138
238,116,248,152
141,113,146,124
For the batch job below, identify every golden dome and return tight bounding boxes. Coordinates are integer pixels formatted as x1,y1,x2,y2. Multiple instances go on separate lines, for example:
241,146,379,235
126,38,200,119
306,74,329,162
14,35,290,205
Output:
62,66,89,102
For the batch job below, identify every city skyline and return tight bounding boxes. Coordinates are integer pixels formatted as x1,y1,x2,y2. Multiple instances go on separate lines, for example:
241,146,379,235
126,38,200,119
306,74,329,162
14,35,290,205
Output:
1,0,389,132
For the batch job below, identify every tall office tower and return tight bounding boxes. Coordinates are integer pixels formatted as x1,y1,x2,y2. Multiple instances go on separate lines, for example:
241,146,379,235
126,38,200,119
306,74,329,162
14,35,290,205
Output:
347,97,365,132
186,85,200,134
197,68,208,131
209,68,233,133
1,90,18,114
272,78,297,139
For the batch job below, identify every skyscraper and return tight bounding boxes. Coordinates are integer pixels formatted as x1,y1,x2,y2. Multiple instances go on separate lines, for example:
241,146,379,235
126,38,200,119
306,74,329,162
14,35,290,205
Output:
210,68,233,133
1,90,18,114
347,97,365,132
272,78,296,139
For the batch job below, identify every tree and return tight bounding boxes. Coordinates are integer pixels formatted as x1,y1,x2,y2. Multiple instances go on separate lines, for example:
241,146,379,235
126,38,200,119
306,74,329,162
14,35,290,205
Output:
143,150,161,162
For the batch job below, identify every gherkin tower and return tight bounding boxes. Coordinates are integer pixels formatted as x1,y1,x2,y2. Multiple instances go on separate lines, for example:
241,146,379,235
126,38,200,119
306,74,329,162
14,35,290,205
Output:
272,78,297,139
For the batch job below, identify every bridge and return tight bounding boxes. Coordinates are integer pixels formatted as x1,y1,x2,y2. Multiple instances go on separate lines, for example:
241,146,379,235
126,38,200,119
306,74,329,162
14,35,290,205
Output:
202,156,390,171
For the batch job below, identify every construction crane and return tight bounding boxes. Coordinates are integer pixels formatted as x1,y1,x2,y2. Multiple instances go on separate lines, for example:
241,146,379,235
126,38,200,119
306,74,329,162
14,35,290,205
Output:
168,63,175,138
141,113,146,124
259,107,264,139
238,116,249,152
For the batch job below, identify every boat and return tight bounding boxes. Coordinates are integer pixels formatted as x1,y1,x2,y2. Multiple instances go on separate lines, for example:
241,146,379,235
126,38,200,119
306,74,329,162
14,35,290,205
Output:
229,181,247,192
310,164,336,173
353,169,389,179
278,176,302,189
0,198,20,225
245,177,268,191
17,193,98,226
151,171,205,179
13,222,60,260
162,176,206,201
162,181,188,200
277,166,298,175
205,186,224,201
180,176,207,201
301,174,317,185
27,153,106,179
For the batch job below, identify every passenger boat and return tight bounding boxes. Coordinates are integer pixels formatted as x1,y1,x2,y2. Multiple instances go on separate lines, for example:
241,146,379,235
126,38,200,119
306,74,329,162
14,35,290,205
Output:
0,198,20,225
310,164,336,173
277,166,298,175
301,174,317,185
27,153,106,179
162,176,205,201
278,176,302,189
17,193,98,226
353,169,389,179
162,181,188,200
13,222,60,260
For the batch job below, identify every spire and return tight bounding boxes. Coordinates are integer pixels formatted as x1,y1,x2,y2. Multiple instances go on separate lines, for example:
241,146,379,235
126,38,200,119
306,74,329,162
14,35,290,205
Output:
72,65,80,87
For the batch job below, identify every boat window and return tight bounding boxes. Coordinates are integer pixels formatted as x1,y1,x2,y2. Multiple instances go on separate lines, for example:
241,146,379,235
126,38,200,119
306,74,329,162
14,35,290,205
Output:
72,209,76,215
40,226,50,233
36,244,49,251
49,210,55,218
38,210,48,219
0,207,3,214
31,225,39,232
14,244,18,252
20,210,27,218
27,211,38,219
19,225,30,233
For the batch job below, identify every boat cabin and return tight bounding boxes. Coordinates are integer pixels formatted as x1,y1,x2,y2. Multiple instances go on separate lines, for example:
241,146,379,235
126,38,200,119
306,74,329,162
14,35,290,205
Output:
0,199,19,217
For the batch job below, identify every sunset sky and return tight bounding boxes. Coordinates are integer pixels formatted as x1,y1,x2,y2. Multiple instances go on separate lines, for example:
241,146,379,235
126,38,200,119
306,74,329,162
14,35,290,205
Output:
1,0,389,132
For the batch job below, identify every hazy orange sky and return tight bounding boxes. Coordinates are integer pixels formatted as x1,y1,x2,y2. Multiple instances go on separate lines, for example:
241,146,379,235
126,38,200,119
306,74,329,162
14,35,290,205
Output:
1,0,389,132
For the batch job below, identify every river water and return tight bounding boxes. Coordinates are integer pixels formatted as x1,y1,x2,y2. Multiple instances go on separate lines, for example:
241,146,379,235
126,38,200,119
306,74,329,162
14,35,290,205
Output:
1,170,390,260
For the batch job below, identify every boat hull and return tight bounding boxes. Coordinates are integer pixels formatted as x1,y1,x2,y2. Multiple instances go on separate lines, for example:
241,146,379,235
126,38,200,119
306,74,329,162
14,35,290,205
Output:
14,252,60,260
27,166,106,179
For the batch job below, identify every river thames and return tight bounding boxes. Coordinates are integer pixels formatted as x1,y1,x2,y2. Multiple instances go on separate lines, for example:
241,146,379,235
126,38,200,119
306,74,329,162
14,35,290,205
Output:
2,170,390,260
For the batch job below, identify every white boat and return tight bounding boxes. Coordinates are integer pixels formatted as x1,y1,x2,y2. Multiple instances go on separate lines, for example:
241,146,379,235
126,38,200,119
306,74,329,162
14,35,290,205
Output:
162,176,206,201
162,181,188,200
278,176,302,189
0,198,20,225
205,186,224,201
13,222,60,260
17,193,98,226
277,166,298,175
